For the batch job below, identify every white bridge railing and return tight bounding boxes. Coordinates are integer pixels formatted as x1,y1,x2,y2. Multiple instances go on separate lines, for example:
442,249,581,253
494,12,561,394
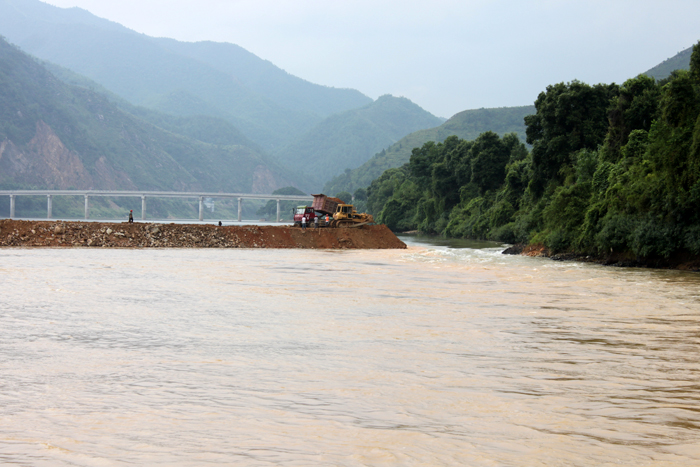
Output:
0,190,313,222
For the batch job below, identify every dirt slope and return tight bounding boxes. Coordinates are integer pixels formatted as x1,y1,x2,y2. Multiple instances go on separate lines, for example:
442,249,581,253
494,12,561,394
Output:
0,220,406,249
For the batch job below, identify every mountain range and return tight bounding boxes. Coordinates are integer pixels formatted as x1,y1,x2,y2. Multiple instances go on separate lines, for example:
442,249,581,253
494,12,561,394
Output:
323,105,536,195
0,37,292,193
275,95,444,187
324,44,696,196
0,0,371,152
0,0,695,199
0,0,448,192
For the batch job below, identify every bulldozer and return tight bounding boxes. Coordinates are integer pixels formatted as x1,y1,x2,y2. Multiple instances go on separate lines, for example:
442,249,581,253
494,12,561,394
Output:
311,194,374,228
330,203,374,228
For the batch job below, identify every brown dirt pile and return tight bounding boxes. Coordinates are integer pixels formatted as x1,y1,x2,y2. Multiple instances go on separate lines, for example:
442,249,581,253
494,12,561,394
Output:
0,219,406,249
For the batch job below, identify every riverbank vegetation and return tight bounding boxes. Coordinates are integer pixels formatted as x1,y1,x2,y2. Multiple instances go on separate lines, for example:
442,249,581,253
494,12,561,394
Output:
367,41,700,264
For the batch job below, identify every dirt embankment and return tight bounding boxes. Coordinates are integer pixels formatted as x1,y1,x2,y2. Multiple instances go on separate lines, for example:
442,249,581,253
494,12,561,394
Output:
0,220,407,249
502,243,700,271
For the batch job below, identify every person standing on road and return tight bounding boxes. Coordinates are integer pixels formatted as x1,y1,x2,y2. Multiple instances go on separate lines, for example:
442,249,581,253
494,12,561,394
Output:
128,210,134,223
301,215,307,231
314,216,319,229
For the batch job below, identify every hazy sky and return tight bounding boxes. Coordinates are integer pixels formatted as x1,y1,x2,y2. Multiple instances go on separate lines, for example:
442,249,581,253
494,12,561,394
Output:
44,0,700,118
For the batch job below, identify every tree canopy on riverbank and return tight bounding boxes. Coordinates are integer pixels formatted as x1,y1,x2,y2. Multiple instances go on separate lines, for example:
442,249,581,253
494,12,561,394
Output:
367,41,700,262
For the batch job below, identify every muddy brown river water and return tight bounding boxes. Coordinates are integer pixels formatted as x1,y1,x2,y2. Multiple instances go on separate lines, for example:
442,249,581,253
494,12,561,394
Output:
1,238,699,466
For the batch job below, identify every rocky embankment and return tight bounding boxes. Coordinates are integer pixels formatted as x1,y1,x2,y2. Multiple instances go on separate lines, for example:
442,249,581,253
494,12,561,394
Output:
502,243,700,271
0,220,406,249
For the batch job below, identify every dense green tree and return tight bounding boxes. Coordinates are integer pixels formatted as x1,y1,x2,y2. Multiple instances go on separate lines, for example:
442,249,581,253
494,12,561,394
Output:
525,80,618,195
334,191,352,204
353,187,367,201
366,167,408,216
602,74,660,162
363,41,700,266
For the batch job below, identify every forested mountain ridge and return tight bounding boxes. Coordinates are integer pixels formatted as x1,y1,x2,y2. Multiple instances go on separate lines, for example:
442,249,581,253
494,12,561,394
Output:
644,45,693,80
0,36,293,193
273,95,444,190
323,105,534,195
0,0,372,152
367,41,700,268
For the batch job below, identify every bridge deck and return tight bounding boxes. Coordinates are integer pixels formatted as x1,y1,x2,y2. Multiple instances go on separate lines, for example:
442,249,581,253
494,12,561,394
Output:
1,190,314,222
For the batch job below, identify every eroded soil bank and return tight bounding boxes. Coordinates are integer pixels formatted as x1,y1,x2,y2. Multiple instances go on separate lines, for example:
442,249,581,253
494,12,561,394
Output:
503,243,700,271
0,220,407,249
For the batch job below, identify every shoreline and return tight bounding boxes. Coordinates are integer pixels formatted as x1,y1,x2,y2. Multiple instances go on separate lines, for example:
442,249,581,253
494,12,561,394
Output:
0,219,407,250
502,243,700,272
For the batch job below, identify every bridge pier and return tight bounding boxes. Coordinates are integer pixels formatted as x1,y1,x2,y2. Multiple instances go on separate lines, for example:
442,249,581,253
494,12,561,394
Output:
47,195,53,219
238,197,242,222
276,199,281,223
9,195,15,219
141,196,146,220
198,196,204,221
84,195,89,219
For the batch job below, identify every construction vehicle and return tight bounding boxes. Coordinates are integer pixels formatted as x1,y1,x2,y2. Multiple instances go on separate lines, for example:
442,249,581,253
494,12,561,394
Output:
292,205,317,227
311,194,343,215
312,194,374,228
330,203,374,227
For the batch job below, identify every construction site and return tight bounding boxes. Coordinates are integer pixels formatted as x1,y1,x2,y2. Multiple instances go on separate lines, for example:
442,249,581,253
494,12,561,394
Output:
0,219,406,250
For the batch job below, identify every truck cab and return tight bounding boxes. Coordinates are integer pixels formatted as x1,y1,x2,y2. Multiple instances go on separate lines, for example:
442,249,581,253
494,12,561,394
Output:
293,206,317,226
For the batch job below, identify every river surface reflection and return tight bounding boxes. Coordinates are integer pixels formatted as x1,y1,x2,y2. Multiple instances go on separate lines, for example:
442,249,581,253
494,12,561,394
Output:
1,239,699,466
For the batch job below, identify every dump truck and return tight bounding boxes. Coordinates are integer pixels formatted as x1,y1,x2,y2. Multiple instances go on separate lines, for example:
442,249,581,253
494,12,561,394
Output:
311,194,373,228
311,194,344,215
292,205,317,227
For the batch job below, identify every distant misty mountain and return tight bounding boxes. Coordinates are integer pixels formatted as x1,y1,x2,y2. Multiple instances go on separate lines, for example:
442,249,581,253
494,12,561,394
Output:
323,106,535,195
42,60,263,151
643,45,693,80
0,0,372,152
0,36,294,193
154,39,372,120
274,95,444,189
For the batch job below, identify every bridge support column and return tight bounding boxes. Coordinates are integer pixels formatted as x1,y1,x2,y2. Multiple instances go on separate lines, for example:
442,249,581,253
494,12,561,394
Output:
10,195,15,219
276,199,281,223
141,196,146,220
47,195,52,219
84,195,89,219
198,196,204,221
237,197,242,222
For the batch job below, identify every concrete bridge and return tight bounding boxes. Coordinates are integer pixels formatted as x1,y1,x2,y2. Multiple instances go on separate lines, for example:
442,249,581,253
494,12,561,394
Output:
0,190,313,222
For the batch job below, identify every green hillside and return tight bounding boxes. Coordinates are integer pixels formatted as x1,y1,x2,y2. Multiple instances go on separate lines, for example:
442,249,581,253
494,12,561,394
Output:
274,95,444,190
367,42,700,268
323,105,534,195
0,0,372,151
0,36,294,194
643,46,692,80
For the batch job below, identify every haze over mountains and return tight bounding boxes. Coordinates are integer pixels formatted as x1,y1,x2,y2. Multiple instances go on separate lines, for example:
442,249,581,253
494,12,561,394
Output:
323,105,536,195
276,95,444,187
0,37,293,193
0,0,370,150
0,0,695,200
0,0,451,192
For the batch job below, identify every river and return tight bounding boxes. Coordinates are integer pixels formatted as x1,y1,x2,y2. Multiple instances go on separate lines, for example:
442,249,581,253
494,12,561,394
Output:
1,237,699,466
